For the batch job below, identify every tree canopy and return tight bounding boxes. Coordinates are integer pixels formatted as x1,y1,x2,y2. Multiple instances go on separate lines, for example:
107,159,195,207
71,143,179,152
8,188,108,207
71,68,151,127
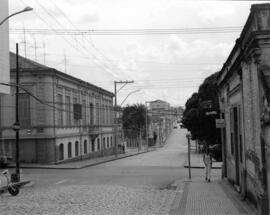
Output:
122,104,148,138
181,72,220,145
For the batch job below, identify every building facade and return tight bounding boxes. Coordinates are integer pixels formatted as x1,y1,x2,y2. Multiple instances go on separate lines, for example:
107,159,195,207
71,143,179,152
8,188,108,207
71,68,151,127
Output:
217,4,270,214
148,100,174,145
0,0,10,94
0,53,115,164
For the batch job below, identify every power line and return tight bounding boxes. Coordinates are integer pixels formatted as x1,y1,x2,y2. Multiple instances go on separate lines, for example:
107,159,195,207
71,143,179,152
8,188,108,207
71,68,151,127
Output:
10,26,242,35
47,0,129,79
18,0,119,78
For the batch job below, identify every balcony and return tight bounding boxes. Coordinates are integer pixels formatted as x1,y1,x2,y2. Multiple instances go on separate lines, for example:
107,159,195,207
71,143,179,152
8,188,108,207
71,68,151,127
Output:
88,125,100,135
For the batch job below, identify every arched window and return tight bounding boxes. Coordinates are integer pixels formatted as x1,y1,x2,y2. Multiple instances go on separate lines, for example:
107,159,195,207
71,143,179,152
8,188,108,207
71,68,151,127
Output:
75,141,79,156
111,136,113,147
59,143,64,160
97,138,100,150
103,137,106,149
107,137,109,148
84,140,87,154
68,142,72,158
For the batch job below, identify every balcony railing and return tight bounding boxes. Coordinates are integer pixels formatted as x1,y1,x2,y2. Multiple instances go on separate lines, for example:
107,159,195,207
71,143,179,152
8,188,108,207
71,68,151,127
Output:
88,125,100,134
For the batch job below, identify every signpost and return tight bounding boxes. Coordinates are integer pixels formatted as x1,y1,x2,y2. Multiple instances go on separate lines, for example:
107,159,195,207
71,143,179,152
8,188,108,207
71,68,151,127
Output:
215,119,225,128
186,133,191,180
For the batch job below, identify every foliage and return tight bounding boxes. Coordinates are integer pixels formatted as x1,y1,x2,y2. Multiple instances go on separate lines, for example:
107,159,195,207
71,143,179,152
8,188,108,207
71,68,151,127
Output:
182,72,220,146
122,104,148,138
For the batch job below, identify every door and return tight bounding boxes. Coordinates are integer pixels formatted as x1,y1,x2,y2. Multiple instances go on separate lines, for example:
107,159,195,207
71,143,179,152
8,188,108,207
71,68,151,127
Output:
233,107,240,186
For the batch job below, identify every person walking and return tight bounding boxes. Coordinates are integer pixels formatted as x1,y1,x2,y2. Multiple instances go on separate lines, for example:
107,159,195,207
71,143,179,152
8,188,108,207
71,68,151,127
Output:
203,148,212,182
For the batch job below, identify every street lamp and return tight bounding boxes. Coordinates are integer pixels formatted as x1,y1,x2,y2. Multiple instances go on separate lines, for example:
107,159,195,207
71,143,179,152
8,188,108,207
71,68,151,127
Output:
0,7,33,26
145,101,151,152
114,80,134,157
119,90,140,107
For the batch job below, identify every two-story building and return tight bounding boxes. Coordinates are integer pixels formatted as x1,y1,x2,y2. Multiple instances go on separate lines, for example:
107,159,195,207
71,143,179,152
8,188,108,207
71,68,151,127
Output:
0,53,115,164
148,100,173,144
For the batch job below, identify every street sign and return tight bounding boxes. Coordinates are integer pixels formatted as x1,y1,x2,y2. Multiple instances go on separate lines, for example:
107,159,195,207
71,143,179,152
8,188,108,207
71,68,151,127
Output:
12,122,20,131
206,111,217,116
215,119,225,128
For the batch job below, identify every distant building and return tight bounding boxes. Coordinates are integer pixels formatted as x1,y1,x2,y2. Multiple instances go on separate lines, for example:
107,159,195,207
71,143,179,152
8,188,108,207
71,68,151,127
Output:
0,53,115,164
217,4,270,214
148,100,173,145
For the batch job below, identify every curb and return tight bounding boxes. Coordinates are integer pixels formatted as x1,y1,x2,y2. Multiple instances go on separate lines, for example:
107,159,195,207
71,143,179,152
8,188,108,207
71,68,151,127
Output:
184,165,221,169
7,148,157,170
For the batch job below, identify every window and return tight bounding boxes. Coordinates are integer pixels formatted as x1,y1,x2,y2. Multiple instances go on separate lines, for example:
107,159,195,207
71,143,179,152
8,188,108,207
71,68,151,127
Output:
59,144,64,160
102,104,105,124
107,137,109,148
84,140,87,154
18,93,31,128
57,94,63,126
73,97,78,125
89,103,94,125
111,136,113,147
68,142,72,158
103,137,106,149
82,100,86,126
65,96,71,126
75,141,79,156
97,138,100,150
96,103,99,125
91,139,95,152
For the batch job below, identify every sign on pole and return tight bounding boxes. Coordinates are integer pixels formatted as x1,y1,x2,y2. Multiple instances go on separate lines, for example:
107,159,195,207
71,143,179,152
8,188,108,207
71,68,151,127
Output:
215,119,225,128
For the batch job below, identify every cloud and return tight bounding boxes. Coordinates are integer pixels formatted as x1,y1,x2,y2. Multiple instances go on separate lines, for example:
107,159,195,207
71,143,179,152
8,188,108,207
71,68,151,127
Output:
166,35,233,63
79,13,99,24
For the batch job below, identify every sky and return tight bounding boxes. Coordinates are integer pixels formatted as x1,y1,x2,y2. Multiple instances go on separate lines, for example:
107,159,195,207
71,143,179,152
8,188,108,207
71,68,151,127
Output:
8,0,269,107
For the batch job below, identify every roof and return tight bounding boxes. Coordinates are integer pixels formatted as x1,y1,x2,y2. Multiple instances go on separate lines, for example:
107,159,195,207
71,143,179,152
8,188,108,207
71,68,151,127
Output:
150,100,167,104
217,3,270,87
9,52,114,97
10,52,51,70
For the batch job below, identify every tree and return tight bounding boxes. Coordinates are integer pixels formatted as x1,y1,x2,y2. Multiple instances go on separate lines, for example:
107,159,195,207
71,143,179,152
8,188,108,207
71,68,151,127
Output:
182,72,220,147
122,104,148,138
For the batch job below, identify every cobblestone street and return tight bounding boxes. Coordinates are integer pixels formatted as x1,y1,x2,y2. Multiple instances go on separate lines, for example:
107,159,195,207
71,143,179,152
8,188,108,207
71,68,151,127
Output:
0,185,176,215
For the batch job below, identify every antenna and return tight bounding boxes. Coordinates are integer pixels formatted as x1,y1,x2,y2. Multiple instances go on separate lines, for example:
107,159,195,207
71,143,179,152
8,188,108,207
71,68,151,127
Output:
43,42,46,64
22,23,27,58
64,51,67,73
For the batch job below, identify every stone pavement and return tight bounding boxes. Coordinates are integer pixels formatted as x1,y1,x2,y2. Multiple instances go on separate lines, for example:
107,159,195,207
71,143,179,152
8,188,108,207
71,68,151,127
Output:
0,184,175,215
172,156,257,215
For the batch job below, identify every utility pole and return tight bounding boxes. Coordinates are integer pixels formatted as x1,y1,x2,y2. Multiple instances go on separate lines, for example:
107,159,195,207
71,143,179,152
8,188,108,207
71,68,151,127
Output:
114,80,134,157
145,102,148,152
187,133,191,180
13,43,21,182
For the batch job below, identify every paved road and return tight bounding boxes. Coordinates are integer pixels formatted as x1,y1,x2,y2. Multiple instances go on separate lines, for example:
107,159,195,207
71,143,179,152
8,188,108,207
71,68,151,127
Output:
20,128,190,189
0,128,209,215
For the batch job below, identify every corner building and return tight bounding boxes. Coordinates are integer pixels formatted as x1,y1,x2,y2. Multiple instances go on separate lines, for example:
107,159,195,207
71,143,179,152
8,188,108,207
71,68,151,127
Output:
0,53,114,164
217,4,270,214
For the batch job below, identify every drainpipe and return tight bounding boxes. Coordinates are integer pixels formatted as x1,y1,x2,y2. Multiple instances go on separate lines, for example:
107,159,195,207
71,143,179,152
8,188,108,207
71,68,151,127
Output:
53,70,56,163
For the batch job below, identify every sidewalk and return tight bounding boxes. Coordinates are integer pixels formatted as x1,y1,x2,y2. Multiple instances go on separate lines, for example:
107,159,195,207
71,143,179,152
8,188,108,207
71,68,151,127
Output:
171,153,256,215
6,147,156,170
184,151,222,169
